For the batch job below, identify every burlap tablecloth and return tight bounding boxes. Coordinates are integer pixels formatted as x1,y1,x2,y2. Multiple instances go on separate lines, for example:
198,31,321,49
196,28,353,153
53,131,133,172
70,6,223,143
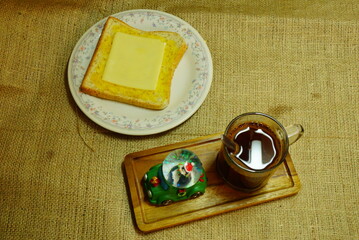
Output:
1,0,358,239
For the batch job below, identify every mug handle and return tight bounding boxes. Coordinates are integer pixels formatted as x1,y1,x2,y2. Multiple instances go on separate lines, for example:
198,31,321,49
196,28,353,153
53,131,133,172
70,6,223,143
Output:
285,124,304,145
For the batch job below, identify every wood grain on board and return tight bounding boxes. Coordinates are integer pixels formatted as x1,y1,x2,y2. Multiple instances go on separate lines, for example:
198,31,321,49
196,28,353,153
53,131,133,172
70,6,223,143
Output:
123,133,301,232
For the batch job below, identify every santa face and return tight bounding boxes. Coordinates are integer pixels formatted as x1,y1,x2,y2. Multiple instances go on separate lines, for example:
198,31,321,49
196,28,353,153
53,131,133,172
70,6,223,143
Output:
178,162,194,177
178,165,189,177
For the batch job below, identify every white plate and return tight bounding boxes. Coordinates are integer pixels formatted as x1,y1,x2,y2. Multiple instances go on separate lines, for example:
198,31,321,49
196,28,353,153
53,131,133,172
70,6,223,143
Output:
68,9,213,135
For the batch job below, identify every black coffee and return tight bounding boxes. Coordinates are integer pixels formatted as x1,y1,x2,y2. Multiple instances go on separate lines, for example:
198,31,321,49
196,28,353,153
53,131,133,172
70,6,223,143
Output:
230,122,280,170
217,118,286,191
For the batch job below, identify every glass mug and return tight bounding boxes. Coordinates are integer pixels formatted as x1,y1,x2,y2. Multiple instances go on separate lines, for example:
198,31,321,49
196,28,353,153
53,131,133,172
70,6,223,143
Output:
216,112,304,192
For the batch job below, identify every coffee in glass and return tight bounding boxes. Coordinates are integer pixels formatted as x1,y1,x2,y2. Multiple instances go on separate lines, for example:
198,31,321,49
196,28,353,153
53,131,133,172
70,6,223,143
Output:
217,112,303,191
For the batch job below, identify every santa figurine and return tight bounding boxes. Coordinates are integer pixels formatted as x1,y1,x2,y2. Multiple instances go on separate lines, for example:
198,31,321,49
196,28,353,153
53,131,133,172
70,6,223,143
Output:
168,161,195,188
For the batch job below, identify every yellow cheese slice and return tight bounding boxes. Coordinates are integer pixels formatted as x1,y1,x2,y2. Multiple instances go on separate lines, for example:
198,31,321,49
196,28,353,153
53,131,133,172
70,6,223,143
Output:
102,32,166,90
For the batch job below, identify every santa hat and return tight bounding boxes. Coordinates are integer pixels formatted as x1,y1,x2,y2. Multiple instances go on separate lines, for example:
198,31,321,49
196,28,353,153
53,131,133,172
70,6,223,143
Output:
184,162,194,172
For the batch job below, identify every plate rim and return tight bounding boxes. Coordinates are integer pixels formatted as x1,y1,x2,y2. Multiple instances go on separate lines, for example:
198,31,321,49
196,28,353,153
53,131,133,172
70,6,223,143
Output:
68,9,213,135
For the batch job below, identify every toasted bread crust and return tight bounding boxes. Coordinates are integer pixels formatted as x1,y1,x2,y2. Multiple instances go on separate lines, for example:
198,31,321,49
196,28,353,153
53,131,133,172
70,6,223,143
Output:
80,16,187,110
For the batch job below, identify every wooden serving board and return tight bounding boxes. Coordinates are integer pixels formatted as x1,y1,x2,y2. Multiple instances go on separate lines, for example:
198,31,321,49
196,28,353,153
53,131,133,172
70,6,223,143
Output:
123,133,301,232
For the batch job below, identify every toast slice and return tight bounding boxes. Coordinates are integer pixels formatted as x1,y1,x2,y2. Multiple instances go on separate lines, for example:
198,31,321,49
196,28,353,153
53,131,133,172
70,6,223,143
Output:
80,16,187,110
